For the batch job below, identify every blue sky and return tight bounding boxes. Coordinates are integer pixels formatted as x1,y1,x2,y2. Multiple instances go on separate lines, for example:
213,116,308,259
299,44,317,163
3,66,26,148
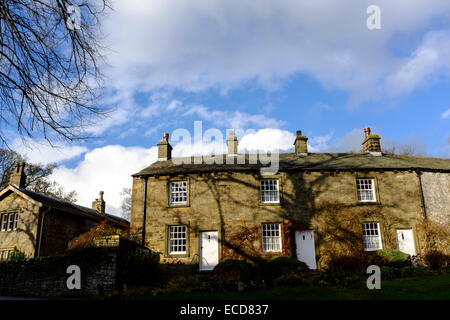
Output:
10,0,450,216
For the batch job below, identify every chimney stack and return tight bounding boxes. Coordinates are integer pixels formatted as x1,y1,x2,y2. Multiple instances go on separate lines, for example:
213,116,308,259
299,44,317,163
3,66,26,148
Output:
10,161,26,188
294,130,308,156
362,127,382,155
92,191,106,214
157,132,172,161
226,131,238,156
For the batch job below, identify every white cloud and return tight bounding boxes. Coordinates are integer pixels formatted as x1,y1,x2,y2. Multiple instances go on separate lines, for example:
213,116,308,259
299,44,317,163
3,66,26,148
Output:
308,133,334,152
386,30,450,95
171,128,296,156
167,100,182,111
139,94,180,119
441,108,450,119
89,89,285,137
239,129,295,152
11,138,88,164
171,127,333,155
85,90,139,135
325,129,365,153
103,0,450,101
51,145,157,216
381,136,428,156
184,105,285,129
172,139,226,157
324,128,429,155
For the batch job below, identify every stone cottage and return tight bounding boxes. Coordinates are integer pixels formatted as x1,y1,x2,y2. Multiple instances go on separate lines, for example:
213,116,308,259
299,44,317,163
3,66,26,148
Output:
130,128,449,270
0,162,129,261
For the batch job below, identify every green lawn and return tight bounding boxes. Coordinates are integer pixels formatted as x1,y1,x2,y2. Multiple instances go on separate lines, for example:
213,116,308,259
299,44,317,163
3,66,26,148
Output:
134,274,450,300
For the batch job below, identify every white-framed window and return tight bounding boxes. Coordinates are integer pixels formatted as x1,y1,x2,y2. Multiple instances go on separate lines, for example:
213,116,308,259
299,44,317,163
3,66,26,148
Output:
1,213,18,232
169,181,188,205
168,225,187,254
362,222,382,251
260,179,280,203
1,214,8,231
8,213,18,231
262,223,282,252
0,248,13,262
356,178,376,202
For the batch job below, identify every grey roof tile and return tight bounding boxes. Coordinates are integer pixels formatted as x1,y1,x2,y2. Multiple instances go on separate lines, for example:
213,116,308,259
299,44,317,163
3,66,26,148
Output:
133,153,450,176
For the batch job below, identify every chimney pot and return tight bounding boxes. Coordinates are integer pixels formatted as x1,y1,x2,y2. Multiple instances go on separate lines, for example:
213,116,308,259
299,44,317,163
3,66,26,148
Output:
92,191,106,214
362,127,382,155
158,132,172,161
10,161,27,188
226,131,238,155
294,130,308,156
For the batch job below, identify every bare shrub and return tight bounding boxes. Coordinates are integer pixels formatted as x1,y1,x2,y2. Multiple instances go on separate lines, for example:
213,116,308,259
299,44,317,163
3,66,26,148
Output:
66,220,130,252
423,250,449,270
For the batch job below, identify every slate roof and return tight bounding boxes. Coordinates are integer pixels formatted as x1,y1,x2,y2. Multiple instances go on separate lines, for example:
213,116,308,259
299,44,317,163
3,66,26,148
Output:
1,185,129,227
133,153,450,176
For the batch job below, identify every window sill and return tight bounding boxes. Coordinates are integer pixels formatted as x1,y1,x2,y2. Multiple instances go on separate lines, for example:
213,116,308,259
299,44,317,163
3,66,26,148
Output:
364,248,381,252
167,204,190,208
357,201,380,206
164,253,190,258
258,202,281,206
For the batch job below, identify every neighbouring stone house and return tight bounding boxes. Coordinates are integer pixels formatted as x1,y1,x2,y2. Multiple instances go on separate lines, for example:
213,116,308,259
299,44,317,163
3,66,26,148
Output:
0,162,129,261
130,128,449,271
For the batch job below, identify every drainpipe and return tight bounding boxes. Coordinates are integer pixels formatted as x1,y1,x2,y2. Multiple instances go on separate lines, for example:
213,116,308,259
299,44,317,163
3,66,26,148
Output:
416,170,427,219
36,206,51,258
141,176,148,247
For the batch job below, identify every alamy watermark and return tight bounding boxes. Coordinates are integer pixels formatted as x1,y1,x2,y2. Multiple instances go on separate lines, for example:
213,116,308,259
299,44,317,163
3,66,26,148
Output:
66,265,81,290
366,265,381,290
366,5,381,30
170,121,280,175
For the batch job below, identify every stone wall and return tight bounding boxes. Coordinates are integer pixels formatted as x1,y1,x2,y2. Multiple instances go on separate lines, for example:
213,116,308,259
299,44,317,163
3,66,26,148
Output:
420,172,450,225
0,247,117,297
0,236,151,298
131,169,429,268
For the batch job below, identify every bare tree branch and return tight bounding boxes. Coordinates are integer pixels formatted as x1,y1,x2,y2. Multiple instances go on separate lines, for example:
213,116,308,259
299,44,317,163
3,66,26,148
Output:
0,148,77,201
0,0,111,145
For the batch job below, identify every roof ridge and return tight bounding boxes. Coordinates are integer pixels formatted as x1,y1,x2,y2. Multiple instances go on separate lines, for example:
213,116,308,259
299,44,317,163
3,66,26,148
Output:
133,152,450,176
9,185,128,223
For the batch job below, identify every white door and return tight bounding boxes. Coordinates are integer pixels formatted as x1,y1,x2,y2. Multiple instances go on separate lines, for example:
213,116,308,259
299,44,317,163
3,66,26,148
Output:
199,231,219,271
295,230,316,270
396,229,416,256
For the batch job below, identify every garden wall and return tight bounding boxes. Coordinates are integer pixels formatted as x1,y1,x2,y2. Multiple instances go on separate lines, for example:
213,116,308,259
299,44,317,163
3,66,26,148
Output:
0,236,155,298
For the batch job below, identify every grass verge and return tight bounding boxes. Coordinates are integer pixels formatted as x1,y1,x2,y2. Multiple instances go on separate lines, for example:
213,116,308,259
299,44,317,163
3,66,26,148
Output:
130,274,450,300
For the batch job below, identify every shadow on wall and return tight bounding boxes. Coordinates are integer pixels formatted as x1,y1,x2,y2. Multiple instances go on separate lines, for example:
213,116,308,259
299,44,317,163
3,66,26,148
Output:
134,153,425,270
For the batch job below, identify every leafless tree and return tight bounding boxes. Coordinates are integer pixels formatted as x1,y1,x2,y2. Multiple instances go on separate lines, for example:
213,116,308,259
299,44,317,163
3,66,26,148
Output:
382,144,417,156
0,0,111,145
120,187,131,221
0,148,77,201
